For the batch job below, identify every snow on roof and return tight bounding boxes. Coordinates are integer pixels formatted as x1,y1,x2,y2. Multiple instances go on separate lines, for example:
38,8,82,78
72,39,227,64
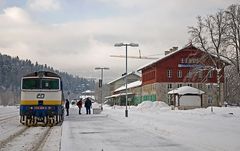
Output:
82,90,94,94
168,86,205,95
105,92,134,99
107,71,140,85
80,95,95,100
114,80,142,92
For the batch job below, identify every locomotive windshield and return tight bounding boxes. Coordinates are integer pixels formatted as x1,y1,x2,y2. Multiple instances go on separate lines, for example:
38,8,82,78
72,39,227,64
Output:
22,78,60,90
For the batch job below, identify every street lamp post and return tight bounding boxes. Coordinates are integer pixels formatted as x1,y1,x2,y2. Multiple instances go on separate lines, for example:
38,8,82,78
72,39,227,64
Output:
95,67,109,111
114,43,139,117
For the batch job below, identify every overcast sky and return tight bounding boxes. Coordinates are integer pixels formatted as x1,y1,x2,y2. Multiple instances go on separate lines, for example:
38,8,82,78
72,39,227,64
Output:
0,0,239,82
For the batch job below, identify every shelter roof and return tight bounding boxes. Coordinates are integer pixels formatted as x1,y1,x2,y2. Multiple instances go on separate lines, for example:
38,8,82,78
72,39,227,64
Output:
168,86,205,95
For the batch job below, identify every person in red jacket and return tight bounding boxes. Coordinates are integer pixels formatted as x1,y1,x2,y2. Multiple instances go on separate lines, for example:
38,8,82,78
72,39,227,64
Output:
77,98,83,114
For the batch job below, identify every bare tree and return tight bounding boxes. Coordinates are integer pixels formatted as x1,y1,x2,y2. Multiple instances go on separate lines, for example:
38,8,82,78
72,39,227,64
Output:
225,4,240,76
188,10,229,106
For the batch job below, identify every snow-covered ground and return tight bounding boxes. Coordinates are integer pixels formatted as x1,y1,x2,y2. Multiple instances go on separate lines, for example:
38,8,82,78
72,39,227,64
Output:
0,102,240,151
103,102,240,151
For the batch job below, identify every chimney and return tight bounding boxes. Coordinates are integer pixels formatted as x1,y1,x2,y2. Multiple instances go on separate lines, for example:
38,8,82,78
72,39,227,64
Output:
165,51,170,55
172,46,178,51
169,46,178,53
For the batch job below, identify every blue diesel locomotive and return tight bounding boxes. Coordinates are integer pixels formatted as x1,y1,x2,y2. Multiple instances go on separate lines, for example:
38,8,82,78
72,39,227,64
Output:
20,71,64,126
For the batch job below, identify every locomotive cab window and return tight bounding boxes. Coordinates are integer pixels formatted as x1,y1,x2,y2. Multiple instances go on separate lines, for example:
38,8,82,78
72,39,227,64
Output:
22,78,60,90
42,79,59,89
22,78,41,89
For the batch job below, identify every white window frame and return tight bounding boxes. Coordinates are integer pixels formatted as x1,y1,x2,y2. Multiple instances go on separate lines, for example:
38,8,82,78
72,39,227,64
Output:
177,84,182,88
167,69,172,78
208,70,213,78
198,71,203,79
167,84,172,89
187,71,192,78
208,95,213,104
177,70,182,78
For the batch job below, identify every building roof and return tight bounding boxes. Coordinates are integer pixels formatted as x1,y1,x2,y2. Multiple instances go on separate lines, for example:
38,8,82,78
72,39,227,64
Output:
137,44,230,71
105,92,134,99
114,80,142,92
107,71,140,85
168,86,205,95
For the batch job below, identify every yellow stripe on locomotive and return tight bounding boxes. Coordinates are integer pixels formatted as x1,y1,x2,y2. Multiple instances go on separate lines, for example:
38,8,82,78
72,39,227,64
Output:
20,100,63,105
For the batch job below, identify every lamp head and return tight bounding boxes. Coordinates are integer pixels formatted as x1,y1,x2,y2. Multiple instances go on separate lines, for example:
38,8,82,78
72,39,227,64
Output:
114,43,124,47
129,43,139,47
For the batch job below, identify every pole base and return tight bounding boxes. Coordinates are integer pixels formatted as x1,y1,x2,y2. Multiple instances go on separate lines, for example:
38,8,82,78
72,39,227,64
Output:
125,109,128,117
101,106,103,111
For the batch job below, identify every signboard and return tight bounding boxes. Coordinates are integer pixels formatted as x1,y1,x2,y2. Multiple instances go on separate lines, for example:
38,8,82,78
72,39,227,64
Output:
178,64,204,68
99,79,102,88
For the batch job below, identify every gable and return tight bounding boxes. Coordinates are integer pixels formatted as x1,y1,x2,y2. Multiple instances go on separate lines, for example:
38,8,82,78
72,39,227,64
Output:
138,44,229,72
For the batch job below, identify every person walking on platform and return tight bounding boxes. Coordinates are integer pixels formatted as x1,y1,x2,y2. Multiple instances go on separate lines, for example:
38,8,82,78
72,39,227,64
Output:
85,97,92,114
65,99,70,116
77,98,83,114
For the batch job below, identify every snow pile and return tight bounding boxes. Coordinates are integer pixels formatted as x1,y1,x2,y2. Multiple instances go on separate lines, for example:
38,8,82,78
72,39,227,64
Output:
92,102,101,108
137,101,169,111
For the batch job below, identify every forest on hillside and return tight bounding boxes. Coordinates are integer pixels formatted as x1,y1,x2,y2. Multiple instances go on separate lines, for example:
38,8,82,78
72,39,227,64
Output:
0,53,95,105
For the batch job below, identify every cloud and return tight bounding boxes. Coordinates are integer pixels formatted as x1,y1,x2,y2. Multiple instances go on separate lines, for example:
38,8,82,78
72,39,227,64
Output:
1,7,31,24
27,0,61,11
0,0,239,81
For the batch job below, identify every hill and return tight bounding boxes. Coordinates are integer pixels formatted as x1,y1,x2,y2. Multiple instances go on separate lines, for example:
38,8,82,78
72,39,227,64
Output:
0,53,95,105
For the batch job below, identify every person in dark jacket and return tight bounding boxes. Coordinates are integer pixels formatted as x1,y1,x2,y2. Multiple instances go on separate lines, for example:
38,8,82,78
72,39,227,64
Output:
77,98,83,114
65,99,70,116
85,97,92,114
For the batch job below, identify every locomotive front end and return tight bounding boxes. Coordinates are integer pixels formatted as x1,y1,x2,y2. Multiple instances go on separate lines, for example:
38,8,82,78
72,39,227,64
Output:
20,71,64,126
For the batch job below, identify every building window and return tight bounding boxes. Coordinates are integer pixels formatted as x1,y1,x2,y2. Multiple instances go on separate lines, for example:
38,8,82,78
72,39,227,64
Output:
152,84,155,91
198,71,203,79
208,70,213,78
207,84,212,89
208,96,213,104
177,84,182,88
198,84,202,89
167,69,172,78
167,84,172,89
181,58,185,63
186,71,192,78
177,70,182,78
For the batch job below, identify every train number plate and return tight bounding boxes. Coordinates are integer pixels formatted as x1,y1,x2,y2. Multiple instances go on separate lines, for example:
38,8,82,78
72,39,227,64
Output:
34,106,45,110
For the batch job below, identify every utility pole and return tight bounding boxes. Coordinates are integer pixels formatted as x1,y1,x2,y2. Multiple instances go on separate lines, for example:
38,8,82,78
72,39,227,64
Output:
95,67,109,110
114,43,139,117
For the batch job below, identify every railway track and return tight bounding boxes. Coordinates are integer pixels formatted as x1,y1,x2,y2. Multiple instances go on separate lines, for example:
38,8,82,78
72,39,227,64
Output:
0,111,18,117
0,126,29,149
0,126,53,151
0,115,19,123
28,127,52,151
0,110,18,116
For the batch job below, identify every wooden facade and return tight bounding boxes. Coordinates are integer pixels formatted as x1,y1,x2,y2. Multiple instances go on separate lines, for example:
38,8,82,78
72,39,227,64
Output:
138,44,228,107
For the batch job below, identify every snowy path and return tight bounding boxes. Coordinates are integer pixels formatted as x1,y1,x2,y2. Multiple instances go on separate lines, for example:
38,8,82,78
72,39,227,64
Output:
1,105,240,151
61,107,192,151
